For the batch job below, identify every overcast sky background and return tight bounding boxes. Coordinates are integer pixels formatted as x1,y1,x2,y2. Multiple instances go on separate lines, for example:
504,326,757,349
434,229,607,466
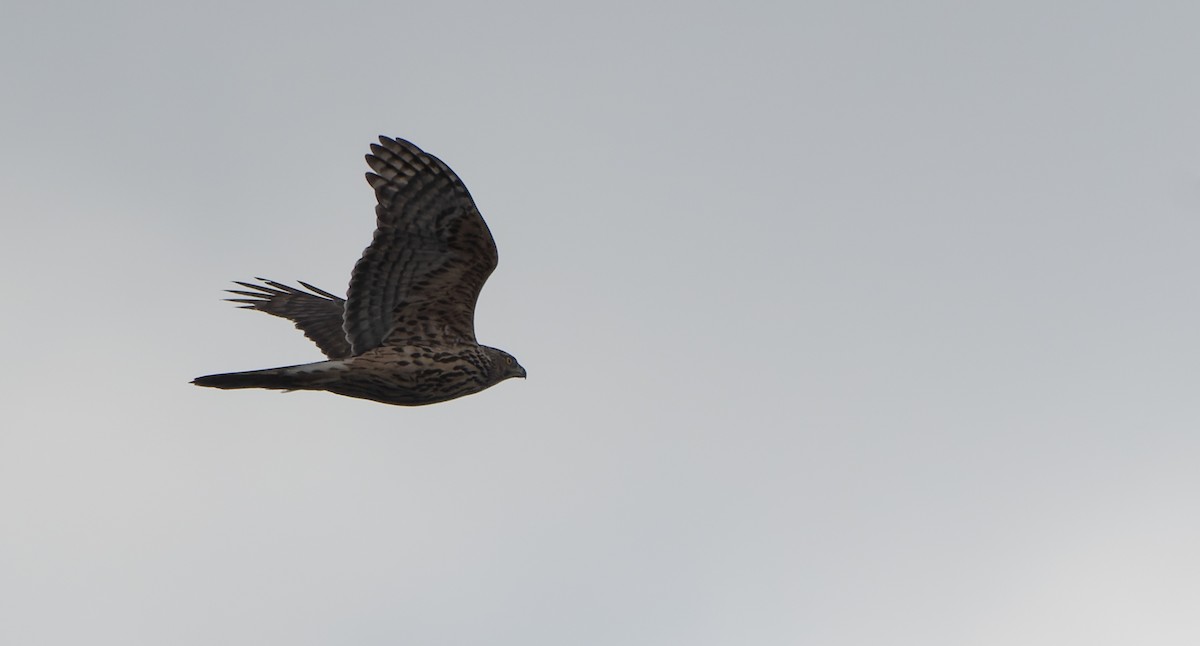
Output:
2,2,1199,644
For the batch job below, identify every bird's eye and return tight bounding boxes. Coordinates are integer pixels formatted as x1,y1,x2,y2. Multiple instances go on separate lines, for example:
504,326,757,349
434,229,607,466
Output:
506,357,513,365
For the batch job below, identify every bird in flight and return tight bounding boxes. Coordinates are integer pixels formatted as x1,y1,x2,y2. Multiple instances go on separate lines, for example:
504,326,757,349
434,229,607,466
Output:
193,137,525,406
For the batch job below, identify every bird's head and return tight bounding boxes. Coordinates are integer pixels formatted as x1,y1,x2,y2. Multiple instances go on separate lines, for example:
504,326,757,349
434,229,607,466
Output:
485,347,527,382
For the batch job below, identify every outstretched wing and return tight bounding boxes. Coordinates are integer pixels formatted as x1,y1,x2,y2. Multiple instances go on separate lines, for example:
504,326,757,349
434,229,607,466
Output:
226,279,353,359
343,137,498,355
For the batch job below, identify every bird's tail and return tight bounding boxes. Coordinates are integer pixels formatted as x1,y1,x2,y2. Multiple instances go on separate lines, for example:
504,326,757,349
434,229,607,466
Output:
192,361,344,392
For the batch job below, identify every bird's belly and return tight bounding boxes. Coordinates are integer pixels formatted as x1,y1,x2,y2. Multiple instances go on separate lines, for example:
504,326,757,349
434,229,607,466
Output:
330,346,489,406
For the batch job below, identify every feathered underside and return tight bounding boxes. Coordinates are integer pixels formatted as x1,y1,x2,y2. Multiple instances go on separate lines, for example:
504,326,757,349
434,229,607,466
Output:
344,137,499,354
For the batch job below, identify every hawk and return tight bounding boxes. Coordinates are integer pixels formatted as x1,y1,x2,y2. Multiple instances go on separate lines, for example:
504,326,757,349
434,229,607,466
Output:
193,137,526,406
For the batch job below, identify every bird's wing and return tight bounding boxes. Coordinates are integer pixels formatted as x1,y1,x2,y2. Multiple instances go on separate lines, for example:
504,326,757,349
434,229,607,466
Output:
226,279,353,359
343,137,498,355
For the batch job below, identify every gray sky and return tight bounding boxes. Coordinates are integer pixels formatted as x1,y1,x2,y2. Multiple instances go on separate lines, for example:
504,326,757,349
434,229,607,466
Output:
2,1,1199,644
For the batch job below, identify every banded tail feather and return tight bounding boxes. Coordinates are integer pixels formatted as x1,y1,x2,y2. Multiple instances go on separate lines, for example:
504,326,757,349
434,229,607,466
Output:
192,361,342,392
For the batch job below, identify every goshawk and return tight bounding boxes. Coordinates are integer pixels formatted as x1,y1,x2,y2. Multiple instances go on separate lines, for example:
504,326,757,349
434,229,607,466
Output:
193,137,525,405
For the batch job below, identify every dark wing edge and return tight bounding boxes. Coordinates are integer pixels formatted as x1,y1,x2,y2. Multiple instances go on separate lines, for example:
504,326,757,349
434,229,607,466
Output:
343,136,499,355
226,278,353,359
